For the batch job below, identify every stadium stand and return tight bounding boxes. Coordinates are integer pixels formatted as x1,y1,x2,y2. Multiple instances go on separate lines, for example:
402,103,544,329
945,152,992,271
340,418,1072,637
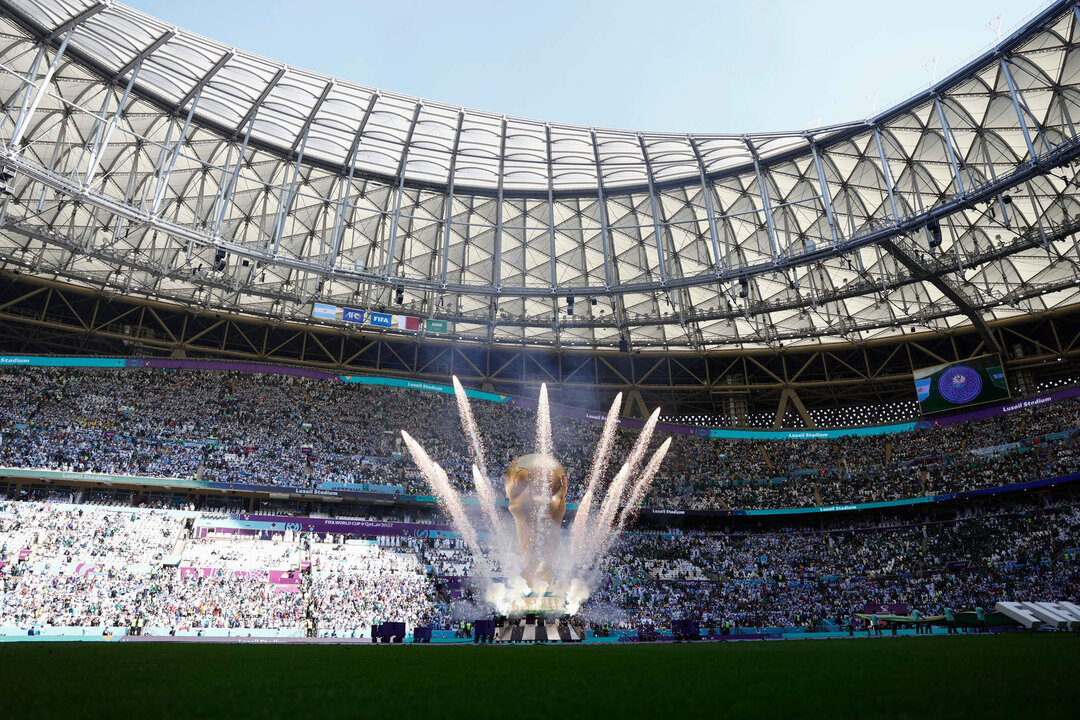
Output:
0,501,445,636
1,483,1077,637
1,366,1079,512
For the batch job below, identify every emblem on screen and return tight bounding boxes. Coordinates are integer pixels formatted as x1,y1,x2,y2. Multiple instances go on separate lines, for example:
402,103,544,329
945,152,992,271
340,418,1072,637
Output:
937,366,983,404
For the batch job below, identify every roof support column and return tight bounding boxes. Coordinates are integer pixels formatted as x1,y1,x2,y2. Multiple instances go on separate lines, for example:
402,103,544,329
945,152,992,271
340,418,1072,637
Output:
745,136,781,264
787,388,816,429
84,59,143,186
438,111,464,286
271,133,308,255
214,69,286,234
1058,93,1078,141
272,81,332,255
771,388,791,429
808,139,840,248
999,56,1039,162
873,125,901,222
37,108,67,211
140,116,175,212
329,95,378,272
688,136,724,272
1023,178,1049,246
545,124,560,343
10,28,73,148
978,133,1012,228
212,114,256,234
589,129,613,289
637,133,668,283
933,97,966,196
383,102,422,279
68,88,113,183
150,86,203,215
327,165,355,272
109,137,138,238
2,44,45,141
493,116,507,290
544,125,558,291
150,52,233,215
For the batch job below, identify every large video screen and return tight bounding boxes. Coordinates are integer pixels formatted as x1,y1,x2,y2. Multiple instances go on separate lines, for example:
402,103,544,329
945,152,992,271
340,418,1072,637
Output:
914,354,1010,414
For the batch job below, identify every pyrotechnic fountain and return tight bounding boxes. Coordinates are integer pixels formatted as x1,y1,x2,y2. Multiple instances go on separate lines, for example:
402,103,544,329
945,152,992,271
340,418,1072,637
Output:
400,379,670,617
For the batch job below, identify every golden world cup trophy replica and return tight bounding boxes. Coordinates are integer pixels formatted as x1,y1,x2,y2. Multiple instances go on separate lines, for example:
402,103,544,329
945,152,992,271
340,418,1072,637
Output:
504,453,568,615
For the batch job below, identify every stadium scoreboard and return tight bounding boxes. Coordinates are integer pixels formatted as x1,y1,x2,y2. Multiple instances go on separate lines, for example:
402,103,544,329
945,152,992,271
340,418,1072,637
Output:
914,354,1010,414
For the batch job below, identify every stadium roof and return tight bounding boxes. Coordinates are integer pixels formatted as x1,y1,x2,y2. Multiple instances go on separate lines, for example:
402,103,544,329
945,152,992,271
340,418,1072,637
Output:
1,0,1080,350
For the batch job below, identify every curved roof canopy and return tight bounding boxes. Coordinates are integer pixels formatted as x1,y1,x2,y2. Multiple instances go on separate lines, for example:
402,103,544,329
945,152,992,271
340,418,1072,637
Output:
0,0,1079,350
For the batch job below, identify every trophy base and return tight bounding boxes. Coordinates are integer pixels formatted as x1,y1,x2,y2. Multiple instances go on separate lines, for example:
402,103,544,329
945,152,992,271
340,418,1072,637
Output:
494,612,584,643
504,592,567,618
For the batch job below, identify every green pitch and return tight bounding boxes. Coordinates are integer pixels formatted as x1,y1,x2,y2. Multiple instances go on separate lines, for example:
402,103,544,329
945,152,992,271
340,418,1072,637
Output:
2,634,1076,719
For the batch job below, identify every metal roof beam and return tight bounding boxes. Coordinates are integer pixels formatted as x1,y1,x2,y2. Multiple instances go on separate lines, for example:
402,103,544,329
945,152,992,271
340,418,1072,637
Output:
234,67,286,136
177,50,233,111
212,109,257,234
149,84,203,215
147,54,234,214
271,137,308,255
879,236,1001,354
47,1,108,40
1,43,45,141
115,29,175,80
209,70,287,234
290,80,333,155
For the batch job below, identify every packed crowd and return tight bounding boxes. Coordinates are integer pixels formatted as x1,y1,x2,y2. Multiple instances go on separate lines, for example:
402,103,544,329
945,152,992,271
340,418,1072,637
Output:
1,367,1079,512
307,540,439,634
0,503,184,566
1,490,1078,634
590,497,1080,630
0,501,447,634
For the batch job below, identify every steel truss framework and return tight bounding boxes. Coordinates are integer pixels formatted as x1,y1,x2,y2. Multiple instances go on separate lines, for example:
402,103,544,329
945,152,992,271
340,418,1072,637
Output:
2,272,1078,423
0,2,1077,351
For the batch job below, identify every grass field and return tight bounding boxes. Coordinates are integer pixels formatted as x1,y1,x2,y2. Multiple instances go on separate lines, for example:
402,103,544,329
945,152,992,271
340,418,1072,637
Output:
2,634,1077,719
